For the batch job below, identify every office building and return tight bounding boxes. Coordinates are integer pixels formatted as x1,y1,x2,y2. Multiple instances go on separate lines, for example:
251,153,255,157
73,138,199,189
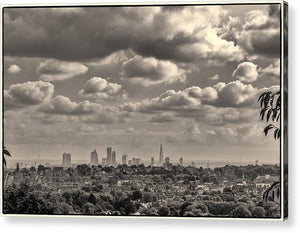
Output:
107,147,112,166
90,149,99,166
122,154,128,165
151,157,154,166
165,157,170,165
62,152,71,167
159,144,163,165
132,157,141,166
112,151,116,166
102,158,107,166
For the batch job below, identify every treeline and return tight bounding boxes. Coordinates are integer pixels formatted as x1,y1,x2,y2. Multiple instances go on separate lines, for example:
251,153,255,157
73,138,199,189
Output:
3,182,280,217
15,163,280,184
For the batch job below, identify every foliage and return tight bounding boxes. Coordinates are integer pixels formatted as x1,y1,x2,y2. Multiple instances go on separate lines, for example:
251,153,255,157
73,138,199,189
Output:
231,205,252,218
3,146,11,167
258,91,281,139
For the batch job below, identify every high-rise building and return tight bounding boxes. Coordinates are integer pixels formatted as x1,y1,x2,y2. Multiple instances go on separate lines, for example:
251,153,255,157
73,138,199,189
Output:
90,149,98,166
179,157,183,166
165,157,170,165
191,161,195,167
107,147,112,166
102,158,107,166
62,152,71,167
132,157,141,166
151,157,154,166
122,154,128,165
128,160,132,166
159,144,163,165
112,151,116,166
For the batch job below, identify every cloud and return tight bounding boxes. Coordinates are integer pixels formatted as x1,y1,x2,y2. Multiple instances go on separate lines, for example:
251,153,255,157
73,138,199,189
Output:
87,50,129,66
214,81,257,107
79,77,126,99
259,59,280,84
232,62,258,83
77,124,106,132
7,64,21,74
209,74,219,81
4,7,244,65
121,55,186,86
125,127,136,133
4,81,54,109
37,59,88,81
39,95,104,115
186,122,201,135
149,113,176,123
121,81,258,118
236,6,280,59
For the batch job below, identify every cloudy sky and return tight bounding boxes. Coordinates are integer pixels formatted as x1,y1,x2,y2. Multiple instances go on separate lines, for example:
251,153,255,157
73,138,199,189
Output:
3,4,281,164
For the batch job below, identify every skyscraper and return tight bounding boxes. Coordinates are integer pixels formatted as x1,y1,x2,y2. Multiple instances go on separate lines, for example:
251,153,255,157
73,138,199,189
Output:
62,152,71,167
122,154,128,165
90,149,98,165
179,157,183,166
151,157,154,166
159,144,163,165
112,151,116,166
102,158,107,166
107,147,112,166
165,157,170,165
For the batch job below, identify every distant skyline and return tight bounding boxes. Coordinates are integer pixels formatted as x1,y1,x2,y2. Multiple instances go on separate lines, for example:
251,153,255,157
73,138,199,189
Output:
3,4,281,163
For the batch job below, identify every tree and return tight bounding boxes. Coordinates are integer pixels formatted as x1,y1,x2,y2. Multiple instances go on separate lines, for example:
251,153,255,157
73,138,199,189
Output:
158,206,170,216
3,146,11,167
37,165,45,173
258,91,280,139
231,205,252,218
250,206,266,218
132,190,143,200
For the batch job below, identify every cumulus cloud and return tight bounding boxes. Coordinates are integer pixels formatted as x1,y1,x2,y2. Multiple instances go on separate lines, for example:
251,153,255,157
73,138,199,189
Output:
4,81,54,109
215,80,257,107
209,74,219,81
259,59,280,84
236,5,280,59
121,55,186,86
37,59,88,81
79,77,126,99
121,81,258,117
38,95,119,124
149,113,176,123
84,113,118,125
7,64,21,74
232,62,258,83
4,7,244,65
39,95,103,115
186,122,201,135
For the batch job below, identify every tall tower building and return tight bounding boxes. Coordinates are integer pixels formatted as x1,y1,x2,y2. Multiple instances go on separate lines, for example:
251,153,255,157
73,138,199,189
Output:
151,157,154,166
62,152,71,167
179,157,183,166
112,151,116,166
159,144,163,165
90,149,98,166
107,147,112,166
122,154,128,165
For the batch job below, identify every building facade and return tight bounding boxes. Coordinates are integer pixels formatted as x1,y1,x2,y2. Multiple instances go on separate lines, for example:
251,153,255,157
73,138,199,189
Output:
62,152,71,167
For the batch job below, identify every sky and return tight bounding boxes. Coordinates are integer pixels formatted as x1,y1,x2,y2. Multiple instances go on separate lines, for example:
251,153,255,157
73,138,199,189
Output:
3,4,282,164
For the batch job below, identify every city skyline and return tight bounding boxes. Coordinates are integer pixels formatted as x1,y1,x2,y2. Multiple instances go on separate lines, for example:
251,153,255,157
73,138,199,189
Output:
3,4,280,164
5,143,276,169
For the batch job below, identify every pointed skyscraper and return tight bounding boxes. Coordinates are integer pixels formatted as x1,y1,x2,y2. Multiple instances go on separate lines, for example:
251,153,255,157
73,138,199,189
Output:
159,144,163,165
